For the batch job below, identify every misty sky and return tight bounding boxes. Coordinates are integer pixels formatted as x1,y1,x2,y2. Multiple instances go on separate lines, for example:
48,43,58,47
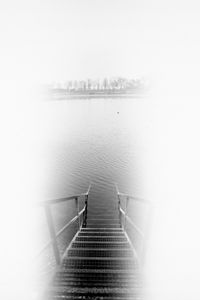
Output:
1,0,200,86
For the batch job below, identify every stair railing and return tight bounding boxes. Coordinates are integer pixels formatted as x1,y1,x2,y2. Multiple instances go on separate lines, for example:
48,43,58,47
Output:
115,184,152,263
38,185,91,265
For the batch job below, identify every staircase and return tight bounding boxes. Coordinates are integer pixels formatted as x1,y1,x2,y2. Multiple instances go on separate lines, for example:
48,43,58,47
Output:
44,195,142,300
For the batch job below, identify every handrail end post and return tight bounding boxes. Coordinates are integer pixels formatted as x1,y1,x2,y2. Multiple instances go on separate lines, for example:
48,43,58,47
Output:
75,197,80,230
83,194,88,228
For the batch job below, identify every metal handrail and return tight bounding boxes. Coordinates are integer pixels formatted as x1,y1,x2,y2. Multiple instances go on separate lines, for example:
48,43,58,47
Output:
115,183,150,230
117,192,147,204
119,207,144,237
38,184,91,265
118,193,150,232
39,192,89,206
115,183,152,264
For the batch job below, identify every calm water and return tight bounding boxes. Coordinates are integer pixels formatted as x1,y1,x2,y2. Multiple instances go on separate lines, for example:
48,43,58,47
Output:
44,96,149,200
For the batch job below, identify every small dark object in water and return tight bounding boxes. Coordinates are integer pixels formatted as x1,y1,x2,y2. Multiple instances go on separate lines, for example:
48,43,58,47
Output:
117,111,119,114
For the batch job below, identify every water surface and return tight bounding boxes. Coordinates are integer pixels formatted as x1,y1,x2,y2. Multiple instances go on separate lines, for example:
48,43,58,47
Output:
44,96,148,199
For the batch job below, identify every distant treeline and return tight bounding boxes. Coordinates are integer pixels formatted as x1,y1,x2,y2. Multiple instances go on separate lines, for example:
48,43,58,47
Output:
49,77,147,93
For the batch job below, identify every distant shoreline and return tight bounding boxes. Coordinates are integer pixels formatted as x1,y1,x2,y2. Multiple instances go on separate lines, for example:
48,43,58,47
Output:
49,93,145,100
48,88,145,99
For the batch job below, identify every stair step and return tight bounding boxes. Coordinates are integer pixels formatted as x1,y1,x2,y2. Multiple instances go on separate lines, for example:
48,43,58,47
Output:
72,242,131,249
86,222,120,226
81,228,123,232
86,214,119,218
87,208,117,211
52,281,139,288
62,259,136,270
46,288,140,300
45,293,138,300
75,236,127,242
78,232,125,236
81,228,122,231
47,296,137,300
85,225,121,229
86,218,119,221
67,249,134,258
86,220,120,223
54,272,140,280
54,269,140,274
85,224,120,226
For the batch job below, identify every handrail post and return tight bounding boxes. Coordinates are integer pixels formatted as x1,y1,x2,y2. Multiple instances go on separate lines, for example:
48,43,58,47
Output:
124,196,129,230
115,183,122,228
82,194,88,228
117,194,122,228
44,204,60,265
85,194,88,226
75,197,80,229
